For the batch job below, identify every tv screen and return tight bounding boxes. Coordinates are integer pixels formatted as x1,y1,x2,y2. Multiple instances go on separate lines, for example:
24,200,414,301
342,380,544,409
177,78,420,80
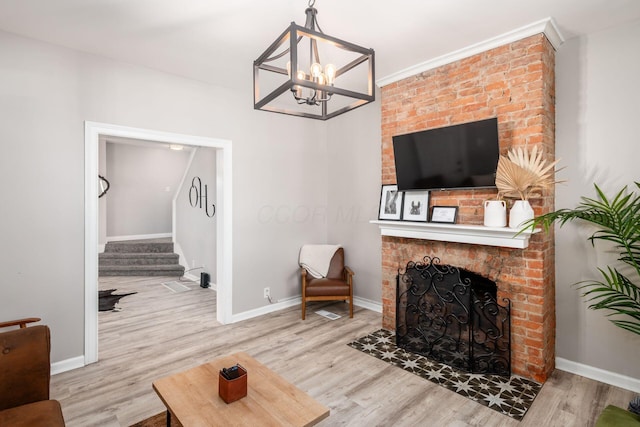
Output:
392,118,500,191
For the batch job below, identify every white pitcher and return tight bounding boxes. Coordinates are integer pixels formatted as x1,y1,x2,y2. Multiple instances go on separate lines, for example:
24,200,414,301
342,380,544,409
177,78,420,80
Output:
484,200,507,227
509,200,535,229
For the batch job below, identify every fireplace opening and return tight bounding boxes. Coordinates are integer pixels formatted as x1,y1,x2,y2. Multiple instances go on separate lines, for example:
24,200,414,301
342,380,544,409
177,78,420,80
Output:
396,256,511,376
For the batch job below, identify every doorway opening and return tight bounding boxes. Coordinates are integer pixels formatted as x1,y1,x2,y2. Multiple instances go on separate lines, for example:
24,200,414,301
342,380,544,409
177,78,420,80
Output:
84,121,233,365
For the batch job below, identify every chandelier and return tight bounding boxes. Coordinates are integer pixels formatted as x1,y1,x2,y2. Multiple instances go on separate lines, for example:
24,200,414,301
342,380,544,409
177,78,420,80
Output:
253,0,375,120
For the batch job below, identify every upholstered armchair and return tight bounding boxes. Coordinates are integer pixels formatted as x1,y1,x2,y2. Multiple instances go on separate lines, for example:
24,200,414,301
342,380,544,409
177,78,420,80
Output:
300,246,354,320
0,318,66,426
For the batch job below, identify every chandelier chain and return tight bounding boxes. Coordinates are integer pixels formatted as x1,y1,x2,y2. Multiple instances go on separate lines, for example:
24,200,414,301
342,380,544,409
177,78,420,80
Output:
308,0,315,7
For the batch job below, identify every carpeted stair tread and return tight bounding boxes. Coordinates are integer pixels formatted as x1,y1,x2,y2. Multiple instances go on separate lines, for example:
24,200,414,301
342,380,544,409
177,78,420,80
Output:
100,252,178,258
99,264,184,271
99,253,179,266
104,241,174,253
99,264,185,276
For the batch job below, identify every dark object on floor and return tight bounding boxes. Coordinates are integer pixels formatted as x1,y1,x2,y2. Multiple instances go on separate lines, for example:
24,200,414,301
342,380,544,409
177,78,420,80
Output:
200,272,210,288
595,405,640,426
349,329,541,422
0,318,66,426
99,289,137,311
630,396,640,415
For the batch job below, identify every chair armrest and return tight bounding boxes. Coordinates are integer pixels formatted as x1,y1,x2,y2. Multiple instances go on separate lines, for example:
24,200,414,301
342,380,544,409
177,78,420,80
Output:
300,267,307,278
0,318,41,329
344,266,354,283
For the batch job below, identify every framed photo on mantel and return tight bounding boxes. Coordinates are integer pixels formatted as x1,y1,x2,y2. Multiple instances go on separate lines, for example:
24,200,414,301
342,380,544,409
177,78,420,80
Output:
430,206,458,224
378,184,403,220
402,191,429,222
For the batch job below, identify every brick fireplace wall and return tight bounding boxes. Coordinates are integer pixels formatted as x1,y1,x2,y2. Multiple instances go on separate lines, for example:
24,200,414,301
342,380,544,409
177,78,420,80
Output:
380,34,556,383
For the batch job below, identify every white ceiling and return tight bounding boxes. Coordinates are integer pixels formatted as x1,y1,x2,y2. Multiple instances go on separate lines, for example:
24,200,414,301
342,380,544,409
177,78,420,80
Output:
0,0,639,90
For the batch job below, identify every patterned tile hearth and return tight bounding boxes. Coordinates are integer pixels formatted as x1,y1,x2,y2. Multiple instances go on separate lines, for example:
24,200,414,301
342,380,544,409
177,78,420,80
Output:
348,329,542,422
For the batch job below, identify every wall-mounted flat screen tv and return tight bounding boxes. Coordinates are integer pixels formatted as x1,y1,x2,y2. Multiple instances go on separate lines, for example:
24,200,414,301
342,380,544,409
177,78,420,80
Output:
392,118,500,191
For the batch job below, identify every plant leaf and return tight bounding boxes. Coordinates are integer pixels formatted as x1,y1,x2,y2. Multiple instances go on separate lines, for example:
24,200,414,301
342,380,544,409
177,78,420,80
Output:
533,182,640,337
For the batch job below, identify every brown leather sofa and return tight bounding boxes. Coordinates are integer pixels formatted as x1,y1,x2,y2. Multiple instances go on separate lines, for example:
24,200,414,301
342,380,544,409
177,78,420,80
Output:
0,319,66,426
301,247,354,320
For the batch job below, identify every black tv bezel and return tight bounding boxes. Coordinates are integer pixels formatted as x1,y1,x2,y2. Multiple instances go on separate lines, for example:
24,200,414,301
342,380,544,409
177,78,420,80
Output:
392,118,500,192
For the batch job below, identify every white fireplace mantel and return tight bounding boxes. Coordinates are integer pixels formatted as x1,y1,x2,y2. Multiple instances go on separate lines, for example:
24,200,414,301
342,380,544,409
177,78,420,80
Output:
370,220,539,249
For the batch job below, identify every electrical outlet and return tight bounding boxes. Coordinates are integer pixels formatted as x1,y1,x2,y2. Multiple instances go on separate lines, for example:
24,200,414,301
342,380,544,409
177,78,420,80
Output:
263,287,270,299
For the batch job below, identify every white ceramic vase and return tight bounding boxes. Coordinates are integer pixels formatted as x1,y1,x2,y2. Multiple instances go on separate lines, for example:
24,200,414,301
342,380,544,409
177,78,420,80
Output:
483,200,507,227
509,200,534,229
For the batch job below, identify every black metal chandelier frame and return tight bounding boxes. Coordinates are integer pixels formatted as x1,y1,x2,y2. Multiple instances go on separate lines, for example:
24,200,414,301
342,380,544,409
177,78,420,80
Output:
253,1,375,120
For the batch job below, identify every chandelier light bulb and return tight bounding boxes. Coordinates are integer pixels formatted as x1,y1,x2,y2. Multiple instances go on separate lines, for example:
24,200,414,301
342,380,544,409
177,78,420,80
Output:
324,63,336,85
310,62,323,79
293,69,306,99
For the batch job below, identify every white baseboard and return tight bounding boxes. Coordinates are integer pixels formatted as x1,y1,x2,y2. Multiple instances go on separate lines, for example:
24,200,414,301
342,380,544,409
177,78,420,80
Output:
51,356,85,375
556,357,640,394
232,296,302,323
106,233,172,242
354,296,382,313
231,295,382,323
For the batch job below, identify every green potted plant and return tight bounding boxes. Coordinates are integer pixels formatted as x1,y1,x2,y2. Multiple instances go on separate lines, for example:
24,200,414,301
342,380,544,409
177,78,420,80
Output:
528,182,640,335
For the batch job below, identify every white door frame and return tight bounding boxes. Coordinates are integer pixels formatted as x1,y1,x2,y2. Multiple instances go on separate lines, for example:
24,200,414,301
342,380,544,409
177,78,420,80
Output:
84,121,233,365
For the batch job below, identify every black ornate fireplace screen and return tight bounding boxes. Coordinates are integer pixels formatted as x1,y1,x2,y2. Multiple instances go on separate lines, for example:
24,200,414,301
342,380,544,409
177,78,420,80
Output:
396,256,511,376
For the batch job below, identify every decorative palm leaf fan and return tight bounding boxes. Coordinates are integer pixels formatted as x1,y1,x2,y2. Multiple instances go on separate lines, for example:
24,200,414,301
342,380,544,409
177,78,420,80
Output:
495,146,562,200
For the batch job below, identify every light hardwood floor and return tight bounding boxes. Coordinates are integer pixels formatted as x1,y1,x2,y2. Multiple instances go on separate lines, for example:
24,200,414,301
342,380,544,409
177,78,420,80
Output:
50,276,635,426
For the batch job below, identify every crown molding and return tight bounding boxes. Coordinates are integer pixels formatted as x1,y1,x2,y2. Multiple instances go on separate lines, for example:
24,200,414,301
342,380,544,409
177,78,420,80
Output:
377,17,564,88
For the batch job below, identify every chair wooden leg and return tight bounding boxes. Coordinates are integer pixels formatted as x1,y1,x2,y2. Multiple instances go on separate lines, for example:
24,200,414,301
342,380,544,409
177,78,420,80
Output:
349,297,353,318
302,298,306,320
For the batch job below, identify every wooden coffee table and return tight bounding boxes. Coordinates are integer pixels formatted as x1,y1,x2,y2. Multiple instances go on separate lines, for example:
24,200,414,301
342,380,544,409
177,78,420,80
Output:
152,351,330,426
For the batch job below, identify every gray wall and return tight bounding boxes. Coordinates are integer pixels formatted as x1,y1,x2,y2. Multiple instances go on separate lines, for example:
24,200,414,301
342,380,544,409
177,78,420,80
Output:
245,115,328,304
175,148,217,280
326,98,382,303
106,142,189,238
555,19,640,378
0,29,326,362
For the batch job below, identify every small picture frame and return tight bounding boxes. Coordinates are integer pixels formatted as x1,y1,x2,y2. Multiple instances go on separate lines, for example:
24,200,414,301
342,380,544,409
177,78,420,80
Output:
402,191,430,222
378,184,403,220
430,206,458,224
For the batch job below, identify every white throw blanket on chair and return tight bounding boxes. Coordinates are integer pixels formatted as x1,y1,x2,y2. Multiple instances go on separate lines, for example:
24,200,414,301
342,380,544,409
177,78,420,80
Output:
299,244,342,279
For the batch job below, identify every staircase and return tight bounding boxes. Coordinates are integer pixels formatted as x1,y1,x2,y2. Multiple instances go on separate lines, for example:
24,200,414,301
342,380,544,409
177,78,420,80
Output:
99,239,185,277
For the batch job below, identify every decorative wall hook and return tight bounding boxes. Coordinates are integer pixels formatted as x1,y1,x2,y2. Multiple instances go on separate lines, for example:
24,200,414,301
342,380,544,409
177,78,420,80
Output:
98,175,110,198
189,176,216,218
